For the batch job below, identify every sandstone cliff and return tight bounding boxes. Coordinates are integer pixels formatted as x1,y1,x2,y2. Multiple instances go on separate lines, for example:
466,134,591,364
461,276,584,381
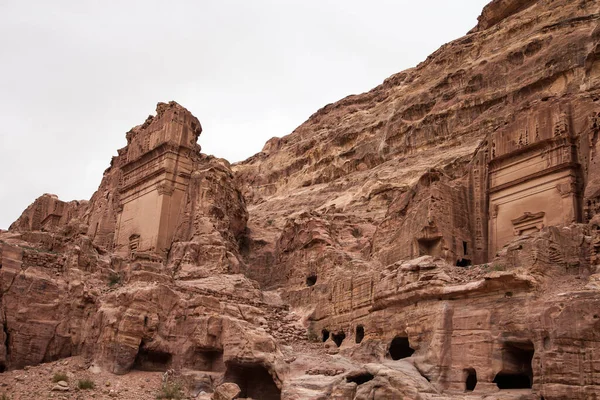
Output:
1,0,600,399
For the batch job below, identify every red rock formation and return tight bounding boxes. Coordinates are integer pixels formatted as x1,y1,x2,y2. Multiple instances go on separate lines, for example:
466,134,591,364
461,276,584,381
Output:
2,0,600,399
9,193,86,234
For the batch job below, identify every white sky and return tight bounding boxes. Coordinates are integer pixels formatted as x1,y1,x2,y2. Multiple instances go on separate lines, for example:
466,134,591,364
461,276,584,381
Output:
0,0,489,229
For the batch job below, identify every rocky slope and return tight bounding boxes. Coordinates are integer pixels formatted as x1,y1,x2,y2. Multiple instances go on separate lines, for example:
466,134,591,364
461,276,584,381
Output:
2,0,600,399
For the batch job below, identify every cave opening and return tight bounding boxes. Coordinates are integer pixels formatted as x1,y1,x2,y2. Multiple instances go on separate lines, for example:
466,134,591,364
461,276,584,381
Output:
224,362,281,400
306,275,317,287
322,329,330,342
456,258,472,267
493,341,534,389
464,368,477,391
494,373,532,389
346,372,374,385
133,342,172,372
332,332,346,347
355,325,365,344
388,336,415,360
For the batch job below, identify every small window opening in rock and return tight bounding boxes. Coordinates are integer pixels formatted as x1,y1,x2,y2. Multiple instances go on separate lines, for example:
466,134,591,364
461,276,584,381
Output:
388,336,415,360
322,329,330,342
463,241,468,255
143,316,148,326
464,368,477,391
493,341,534,389
355,326,365,344
456,258,472,267
306,275,317,287
346,372,374,385
224,362,281,400
332,332,346,347
133,342,172,372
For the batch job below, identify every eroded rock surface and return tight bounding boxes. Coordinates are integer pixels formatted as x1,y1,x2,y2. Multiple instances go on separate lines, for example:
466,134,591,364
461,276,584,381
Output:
2,0,600,399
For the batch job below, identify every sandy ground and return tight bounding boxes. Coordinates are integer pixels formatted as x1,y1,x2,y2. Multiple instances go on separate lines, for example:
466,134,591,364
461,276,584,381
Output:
0,356,189,400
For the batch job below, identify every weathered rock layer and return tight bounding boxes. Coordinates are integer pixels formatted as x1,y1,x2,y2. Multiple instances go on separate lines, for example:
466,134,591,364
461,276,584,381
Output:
2,0,600,399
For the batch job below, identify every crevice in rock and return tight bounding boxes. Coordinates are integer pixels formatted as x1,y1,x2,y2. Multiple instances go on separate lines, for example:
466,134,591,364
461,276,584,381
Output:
224,362,281,400
0,319,5,371
306,274,317,287
346,372,374,385
414,365,431,382
321,329,330,342
41,321,72,363
3,320,9,358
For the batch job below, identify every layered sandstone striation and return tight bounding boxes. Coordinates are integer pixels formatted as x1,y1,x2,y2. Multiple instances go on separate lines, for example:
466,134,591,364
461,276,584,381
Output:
2,0,600,399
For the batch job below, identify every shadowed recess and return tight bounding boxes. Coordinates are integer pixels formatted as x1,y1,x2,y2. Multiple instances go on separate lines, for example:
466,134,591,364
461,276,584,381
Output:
493,340,534,389
332,332,346,347
389,336,415,360
133,342,172,372
224,362,281,400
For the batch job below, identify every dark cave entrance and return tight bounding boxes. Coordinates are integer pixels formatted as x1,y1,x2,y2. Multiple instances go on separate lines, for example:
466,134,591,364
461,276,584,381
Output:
493,341,534,389
355,325,365,344
332,332,346,347
494,373,532,389
464,368,477,391
456,258,472,267
133,342,172,372
224,363,281,400
388,336,415,360
322,329,330,342
306,274,317,287
346,372,374,385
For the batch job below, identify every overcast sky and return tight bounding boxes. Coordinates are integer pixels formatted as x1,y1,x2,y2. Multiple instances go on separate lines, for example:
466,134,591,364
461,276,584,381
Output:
0,0,489,229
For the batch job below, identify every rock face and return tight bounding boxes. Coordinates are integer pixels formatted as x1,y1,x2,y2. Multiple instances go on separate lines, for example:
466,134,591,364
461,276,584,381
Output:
1,0,600,399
